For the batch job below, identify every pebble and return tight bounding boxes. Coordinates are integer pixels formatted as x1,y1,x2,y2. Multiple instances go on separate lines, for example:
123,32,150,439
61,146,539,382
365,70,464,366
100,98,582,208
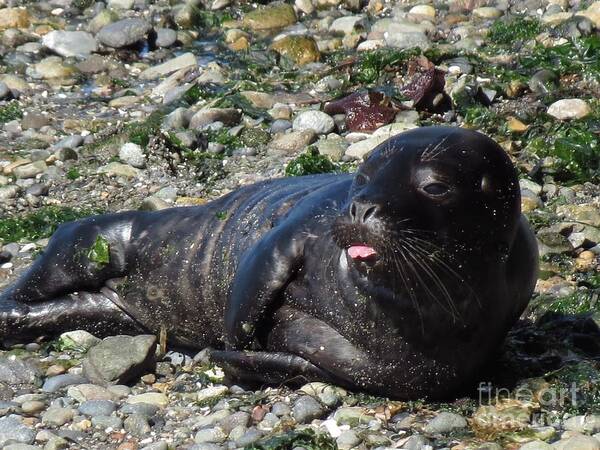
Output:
13,161,47,179
78,400,117,417
189,108,241,129
67,384,115,402
119,143,146,169
292,395,326,423
337,430,362,449
42,374,88,393
197,385,229,403
519,441,554,450
330,16,366,34
269,130,317,154
194,427,228,444
0,417,36,446
0,82,10,100
334,407,373,426
91,415,123,430
473,6,504,18
547,98,592,120
42,31,98,58
53,135,84,150
553,435,600,450
0,358,41,385
423,411,468,434
121,402,159,417
270,119,293,133
293,110,335,135
0,8,31,31
41,407,75,427
219,411,250,434
155,28,178,48
97,19,152,49
124,414,152,436
345,135,389,159
21,400,46,414
127,393,169,408
409,4,436,17
242,3,297,30
59,330,101,350
139,52,198,80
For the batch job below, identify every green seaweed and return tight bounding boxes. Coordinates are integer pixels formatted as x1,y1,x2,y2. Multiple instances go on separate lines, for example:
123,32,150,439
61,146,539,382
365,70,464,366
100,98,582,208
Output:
204,128,243,151
246,429,337,450
523,109,600,183
182,83,229,105
0,101,23,124
125,110,165,148
352,48,422,85
66,167,81,180
0,206,99,244
520,36,600,81
543,292,598,315
544,361,600,414
87,235,110,266
52,335,89,353
462,105,504,134
487,17,543,47
285,147,338,177
214,93,265,119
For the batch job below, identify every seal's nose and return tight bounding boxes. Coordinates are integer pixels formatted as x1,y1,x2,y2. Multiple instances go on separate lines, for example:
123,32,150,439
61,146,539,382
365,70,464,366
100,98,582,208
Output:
350,200,379,224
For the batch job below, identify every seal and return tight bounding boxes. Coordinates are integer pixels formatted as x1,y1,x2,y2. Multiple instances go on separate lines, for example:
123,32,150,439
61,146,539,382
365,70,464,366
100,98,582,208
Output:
0,126,538,399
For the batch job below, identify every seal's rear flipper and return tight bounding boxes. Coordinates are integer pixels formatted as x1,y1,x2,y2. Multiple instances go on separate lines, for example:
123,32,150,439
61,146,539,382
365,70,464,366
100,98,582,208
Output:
0,291,143,345
5,212,136,304
209,350,331,387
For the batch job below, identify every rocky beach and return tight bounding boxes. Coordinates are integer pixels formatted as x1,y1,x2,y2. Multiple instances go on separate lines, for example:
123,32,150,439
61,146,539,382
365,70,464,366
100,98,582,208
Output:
0,0,599,448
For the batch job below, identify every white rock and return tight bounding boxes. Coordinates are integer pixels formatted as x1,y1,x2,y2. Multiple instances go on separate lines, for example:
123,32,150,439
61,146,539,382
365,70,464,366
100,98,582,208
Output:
119,142,146,168
295,0,315,15
108,0,135,8
409,5,436,18
42,31,98,58
372,122,417,138
330,16,366,34
345,135,389,159
473,6,503,19
139,53,198,80
547,99,591,120
293,110,335,135
197,386,229,403
357,39,385,51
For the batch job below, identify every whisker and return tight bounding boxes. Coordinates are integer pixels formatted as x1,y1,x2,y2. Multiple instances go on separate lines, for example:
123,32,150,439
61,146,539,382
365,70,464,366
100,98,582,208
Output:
395,241,458,321
400,240,461,320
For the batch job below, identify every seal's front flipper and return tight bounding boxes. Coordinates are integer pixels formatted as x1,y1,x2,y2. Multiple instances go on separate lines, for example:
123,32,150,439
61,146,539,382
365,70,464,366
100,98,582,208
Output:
225,228,304,349
209,350,331,386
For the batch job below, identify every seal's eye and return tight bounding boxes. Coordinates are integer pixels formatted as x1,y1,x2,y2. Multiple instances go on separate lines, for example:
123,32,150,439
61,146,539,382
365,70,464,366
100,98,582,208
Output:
422,182,450,197
355,173,369,186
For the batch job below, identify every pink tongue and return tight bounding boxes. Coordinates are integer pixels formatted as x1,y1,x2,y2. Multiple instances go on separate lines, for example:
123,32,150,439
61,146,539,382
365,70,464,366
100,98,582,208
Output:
348,245,377,259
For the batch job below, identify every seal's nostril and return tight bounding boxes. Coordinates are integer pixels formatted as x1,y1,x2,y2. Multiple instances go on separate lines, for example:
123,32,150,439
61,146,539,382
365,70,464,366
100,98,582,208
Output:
350,201,378,223
363,206,377,222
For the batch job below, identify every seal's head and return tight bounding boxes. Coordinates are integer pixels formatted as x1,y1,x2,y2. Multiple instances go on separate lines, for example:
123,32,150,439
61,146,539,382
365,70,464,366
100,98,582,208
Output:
333,126,520,309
